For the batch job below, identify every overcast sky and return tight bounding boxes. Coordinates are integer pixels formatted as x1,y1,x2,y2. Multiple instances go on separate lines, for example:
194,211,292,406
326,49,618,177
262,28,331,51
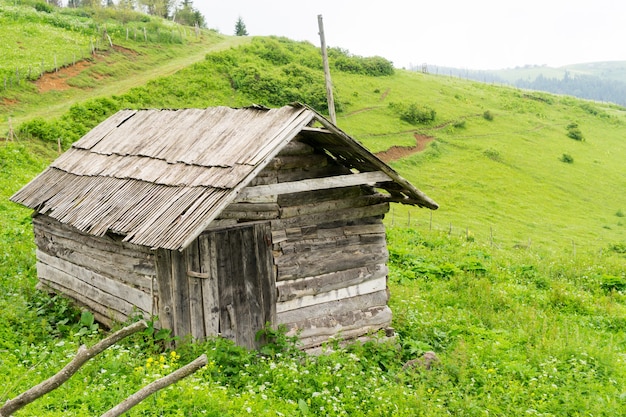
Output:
194,0,625,70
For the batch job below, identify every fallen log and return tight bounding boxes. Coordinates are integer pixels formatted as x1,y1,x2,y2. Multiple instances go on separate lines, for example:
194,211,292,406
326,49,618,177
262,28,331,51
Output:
0,320,147,417
100,354,208,417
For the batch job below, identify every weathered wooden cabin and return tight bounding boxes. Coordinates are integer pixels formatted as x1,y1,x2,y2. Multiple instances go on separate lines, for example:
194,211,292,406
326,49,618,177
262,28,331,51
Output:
11,103,438,350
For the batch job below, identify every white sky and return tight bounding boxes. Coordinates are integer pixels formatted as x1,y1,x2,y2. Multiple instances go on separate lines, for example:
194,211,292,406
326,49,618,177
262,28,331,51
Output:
193,0,626,70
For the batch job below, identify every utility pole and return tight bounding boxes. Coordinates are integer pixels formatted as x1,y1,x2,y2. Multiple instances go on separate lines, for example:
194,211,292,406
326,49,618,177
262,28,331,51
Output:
317,14,336,124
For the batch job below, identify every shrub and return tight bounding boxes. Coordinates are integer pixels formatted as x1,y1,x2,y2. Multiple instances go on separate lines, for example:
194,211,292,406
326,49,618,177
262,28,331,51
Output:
566,122,584,141
560,153,574,163
34,2,53,13
608,242,626,254
600,275,626,293
18,117,65,144
483,110,494,121
329,48,394,76
452,119,466,129
483,148,502,162
389,102,436,125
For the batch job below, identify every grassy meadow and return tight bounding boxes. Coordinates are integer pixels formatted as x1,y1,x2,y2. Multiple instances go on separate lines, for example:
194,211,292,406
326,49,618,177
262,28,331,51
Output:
1,3,625,415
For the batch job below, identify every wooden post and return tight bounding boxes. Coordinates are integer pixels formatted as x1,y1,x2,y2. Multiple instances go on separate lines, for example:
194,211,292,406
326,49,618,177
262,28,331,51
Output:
317,15,336,124
8,117,14,141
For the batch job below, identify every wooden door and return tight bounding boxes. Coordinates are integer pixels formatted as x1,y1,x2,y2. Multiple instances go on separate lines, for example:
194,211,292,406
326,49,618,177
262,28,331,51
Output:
157,222,276,349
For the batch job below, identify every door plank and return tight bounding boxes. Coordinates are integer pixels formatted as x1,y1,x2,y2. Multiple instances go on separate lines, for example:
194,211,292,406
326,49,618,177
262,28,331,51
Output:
199,234,220,336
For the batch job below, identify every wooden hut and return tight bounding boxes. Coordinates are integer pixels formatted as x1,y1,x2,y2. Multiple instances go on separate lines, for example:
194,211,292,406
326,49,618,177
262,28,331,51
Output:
11,103,438,350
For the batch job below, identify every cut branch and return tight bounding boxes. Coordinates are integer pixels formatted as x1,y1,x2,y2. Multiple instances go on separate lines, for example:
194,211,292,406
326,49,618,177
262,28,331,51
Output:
0,320,147,417
100,354,208,417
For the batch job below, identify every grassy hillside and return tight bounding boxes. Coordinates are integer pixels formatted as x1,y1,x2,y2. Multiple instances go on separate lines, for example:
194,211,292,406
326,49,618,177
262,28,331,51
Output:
0,0,250,134
1,6,625,415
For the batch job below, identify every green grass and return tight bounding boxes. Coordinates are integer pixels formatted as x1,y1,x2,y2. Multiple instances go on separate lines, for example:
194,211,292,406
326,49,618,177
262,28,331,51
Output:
0,11,625,416
0,0,250,135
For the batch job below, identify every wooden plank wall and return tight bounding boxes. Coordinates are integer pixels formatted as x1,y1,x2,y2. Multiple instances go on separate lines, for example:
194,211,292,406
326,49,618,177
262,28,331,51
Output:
220,138,393,349
33,215,155,327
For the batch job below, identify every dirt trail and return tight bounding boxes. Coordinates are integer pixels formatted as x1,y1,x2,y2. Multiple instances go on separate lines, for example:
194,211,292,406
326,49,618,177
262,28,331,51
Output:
1,36,250,135
375,133,434,162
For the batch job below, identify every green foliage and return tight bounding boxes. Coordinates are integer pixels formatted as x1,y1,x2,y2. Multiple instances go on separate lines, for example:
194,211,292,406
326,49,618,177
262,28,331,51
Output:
33,2,53,13
452,119,466,129
483,109,494,121
389,101,436,125
483,147,502,162
608,242,626,254
560,153,574,163
329,48,394,76
256,323,303,359
566,121,584,141
234,16,248,36
599,274,626,293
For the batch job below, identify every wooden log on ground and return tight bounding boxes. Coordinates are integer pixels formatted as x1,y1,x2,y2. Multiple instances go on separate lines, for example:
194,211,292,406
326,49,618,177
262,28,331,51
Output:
0,321,147,417
100,354,208,417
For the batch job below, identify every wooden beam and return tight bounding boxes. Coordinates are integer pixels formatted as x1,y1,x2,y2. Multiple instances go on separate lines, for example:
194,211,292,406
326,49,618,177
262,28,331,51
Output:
238,171,392,199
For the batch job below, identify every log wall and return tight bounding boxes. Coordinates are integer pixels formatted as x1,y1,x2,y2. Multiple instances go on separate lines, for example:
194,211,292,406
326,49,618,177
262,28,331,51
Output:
33,215,155,327
219,138,392,349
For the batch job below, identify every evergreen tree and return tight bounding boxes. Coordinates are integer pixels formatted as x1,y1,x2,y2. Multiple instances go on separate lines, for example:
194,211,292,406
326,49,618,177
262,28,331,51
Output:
235,16,248,36
174,0,206,27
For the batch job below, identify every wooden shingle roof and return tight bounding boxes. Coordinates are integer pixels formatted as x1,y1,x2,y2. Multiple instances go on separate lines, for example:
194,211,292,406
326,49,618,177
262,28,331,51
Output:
11,103,437,250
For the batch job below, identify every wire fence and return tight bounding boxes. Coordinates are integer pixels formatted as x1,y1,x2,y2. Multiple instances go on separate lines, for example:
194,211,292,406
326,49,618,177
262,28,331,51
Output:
386,206,624,258
1,24,202,92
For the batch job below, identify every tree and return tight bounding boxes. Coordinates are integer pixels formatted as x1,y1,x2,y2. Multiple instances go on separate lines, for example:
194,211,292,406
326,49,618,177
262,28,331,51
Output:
138,0,173,18
173,0,206,27
235,16,248,36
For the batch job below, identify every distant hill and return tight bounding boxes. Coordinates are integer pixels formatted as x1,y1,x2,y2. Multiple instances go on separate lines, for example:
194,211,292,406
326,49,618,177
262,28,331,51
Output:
417,61,626,107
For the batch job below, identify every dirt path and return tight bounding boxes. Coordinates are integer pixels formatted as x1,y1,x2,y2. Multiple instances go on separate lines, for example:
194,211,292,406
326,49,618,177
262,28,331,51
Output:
1,36,250,134
375,133,434,162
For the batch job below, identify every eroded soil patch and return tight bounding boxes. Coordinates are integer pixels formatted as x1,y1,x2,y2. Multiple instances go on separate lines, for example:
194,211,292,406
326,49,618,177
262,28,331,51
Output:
375,133,434,162
35,59,94,93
